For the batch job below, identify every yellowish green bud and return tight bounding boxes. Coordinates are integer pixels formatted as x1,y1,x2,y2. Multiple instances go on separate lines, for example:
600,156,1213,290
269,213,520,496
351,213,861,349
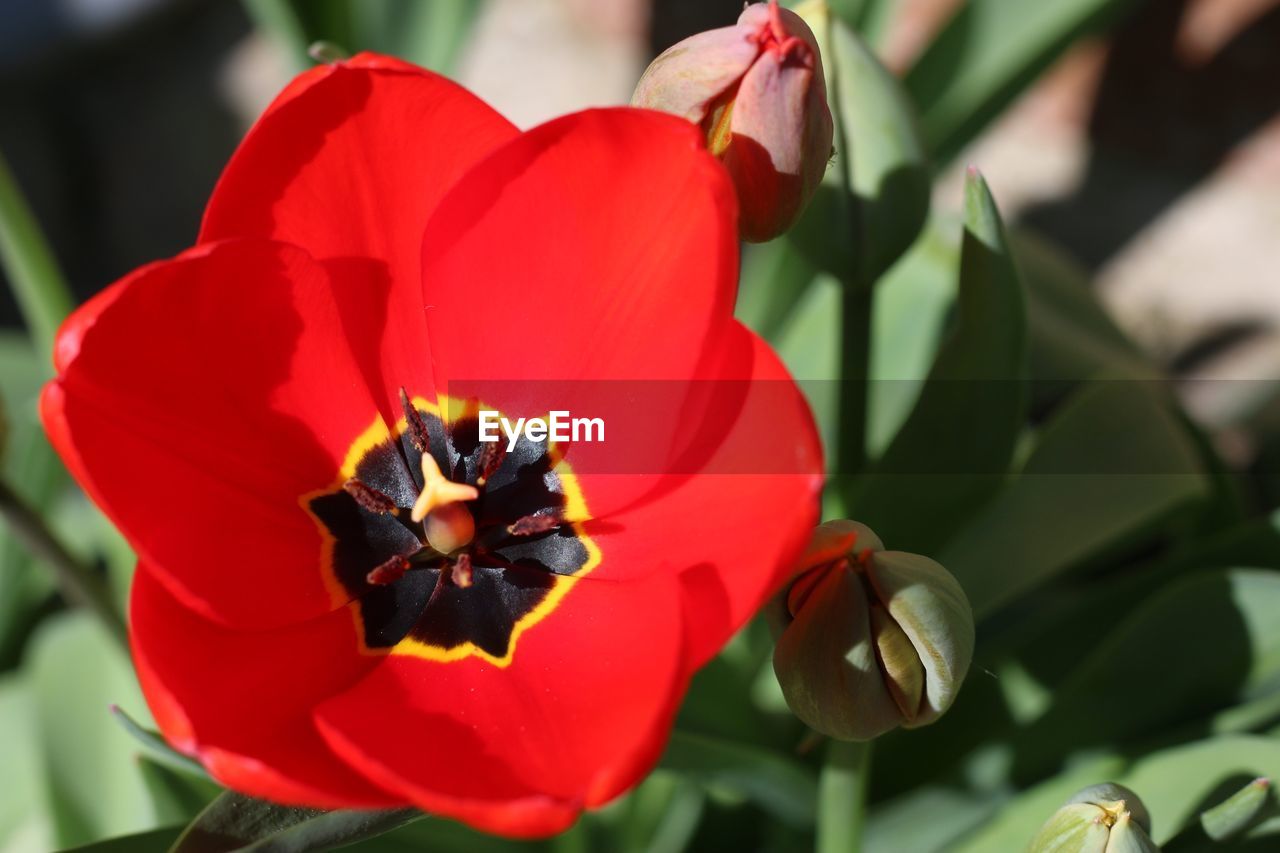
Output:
1028,784,1159,853
772,520,975,741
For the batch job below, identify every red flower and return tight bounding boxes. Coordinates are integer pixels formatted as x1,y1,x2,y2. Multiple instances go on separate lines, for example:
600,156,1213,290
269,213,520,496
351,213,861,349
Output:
41,54,822,837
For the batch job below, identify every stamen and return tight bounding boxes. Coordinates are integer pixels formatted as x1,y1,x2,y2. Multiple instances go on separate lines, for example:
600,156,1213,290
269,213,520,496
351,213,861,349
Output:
508,513,561,536
400,387,432,453
343,478,397,514
411,454,479,522
366,554,409,586
476,440,506,486
451,553,474,588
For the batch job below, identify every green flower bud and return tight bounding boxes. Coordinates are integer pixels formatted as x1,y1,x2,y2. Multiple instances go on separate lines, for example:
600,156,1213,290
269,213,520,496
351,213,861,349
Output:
772,520,975,741
1028,784,1159,853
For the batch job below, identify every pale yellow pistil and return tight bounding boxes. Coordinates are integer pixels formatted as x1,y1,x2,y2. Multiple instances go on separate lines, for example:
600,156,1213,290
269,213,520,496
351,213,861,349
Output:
411,454,478,554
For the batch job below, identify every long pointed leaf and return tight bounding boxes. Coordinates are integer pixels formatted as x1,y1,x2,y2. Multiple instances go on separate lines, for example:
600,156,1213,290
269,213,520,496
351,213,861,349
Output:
172,792,421,853
848,171,1027,553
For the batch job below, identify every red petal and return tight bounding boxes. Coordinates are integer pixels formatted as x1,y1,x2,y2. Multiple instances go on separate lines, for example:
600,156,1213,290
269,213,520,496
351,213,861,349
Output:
200,53,518,416
130,565,401,809
419,107,741,513
422,106,737,385
579,323,822,665
43,240,389,628
315,572,689,838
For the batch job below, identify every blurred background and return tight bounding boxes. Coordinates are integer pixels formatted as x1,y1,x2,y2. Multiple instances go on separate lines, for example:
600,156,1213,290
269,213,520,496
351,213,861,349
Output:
2,0,1280,851
4,0,1279,387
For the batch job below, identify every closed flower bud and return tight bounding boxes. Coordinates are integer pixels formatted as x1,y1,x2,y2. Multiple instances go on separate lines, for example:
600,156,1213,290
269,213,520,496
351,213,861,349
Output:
773,520,975,741
1029,784,1158,853
632,0,834,242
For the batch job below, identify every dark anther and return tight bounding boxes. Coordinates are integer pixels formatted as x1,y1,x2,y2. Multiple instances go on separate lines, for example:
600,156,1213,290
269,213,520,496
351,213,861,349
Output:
344,478,397,514
400,387,432,453
367,554,410,586
508,513,561,536
451,553,474,588
476,440,506,486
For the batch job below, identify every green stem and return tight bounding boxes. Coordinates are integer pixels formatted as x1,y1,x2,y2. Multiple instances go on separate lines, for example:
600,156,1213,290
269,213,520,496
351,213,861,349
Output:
817,739,873,853
0,478,128,649
821,0,874,483
0,152,74,360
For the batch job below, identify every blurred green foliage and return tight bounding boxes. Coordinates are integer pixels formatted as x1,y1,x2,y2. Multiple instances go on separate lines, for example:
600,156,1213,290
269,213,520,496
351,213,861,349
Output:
3,0,1280,851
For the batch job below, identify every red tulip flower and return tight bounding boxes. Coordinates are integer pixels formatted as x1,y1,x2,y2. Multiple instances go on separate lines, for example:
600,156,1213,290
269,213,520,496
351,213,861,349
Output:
40,55,822,837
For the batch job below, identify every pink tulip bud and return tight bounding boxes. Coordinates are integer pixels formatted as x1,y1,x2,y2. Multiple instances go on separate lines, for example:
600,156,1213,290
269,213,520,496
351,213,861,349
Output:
633,1,834,242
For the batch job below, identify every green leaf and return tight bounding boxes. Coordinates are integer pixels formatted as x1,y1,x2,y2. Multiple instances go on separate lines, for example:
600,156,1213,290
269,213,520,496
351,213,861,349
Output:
736,238,820,342
596,771,705,853
866,215,960,457
864,784,997,853
0,153,73,360
955,735,1280,851
135,760,221,826
660,731,817,828
172,792,421,853
0,675,54,851
1199,777,1274,842
60,826,184,852
790,3,931,287
848,171,1027,554
29,613,166,847
1160,510,1280,576
772,274,843,475
1015,569,1280,776
823,0,894,46
904,0,1142,164
110,705,211,782
940,377,1208,618
349,817,542,853
1012,229,1152,389
0,332,65,664
384,0,487,74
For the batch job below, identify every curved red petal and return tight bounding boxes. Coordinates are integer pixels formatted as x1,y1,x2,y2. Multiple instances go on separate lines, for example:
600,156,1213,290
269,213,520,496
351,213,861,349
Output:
315,572,689,838
43,239,389,628
131,565,402,809
201,54,518,417
420,107,742,514
422,106,738,384
579,323,822,665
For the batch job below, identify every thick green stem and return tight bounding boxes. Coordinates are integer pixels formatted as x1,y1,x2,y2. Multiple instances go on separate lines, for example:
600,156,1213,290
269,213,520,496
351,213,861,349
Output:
820,0,874,482
0,479,128,649
817,739,873,853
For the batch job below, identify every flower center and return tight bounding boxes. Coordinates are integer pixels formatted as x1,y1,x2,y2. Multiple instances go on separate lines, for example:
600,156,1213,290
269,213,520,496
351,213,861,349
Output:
306,389,599,666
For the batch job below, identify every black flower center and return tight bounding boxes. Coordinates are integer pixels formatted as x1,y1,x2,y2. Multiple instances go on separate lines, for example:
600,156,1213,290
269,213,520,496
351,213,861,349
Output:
307,392,598,666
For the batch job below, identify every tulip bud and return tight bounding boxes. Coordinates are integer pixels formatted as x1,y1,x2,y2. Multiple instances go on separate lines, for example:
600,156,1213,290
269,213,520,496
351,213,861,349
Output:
1028,784,1159,853
632,0,834,242
773,520,975,741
